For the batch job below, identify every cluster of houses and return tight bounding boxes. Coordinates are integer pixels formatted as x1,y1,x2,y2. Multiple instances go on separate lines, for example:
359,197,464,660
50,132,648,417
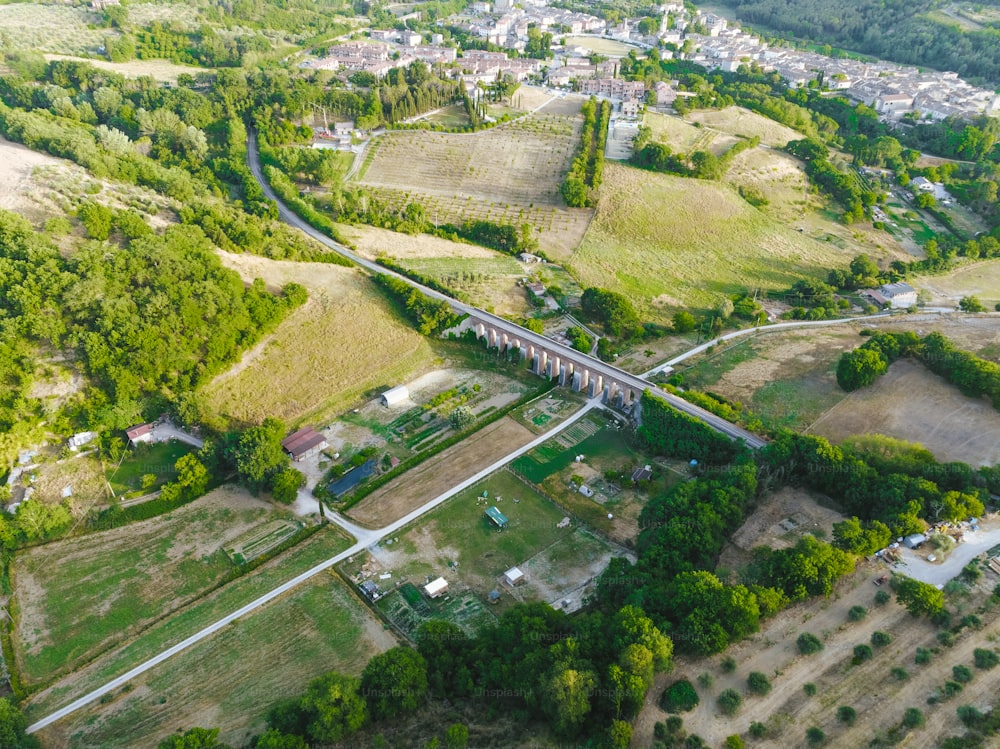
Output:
683,24,999,121
459,0,606,51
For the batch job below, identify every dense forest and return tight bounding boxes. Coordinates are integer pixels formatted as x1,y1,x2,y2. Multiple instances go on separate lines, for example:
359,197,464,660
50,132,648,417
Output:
726,0,1000,87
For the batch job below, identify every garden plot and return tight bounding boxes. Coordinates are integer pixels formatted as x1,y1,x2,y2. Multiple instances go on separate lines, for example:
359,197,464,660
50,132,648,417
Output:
511,409,673,543
345,468,622,630
222,519,302,564
11,486,290,687
357,114,592,259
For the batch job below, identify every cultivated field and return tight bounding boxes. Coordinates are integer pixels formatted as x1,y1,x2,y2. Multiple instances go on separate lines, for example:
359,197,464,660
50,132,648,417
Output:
634,559,1000,748
0,4,109,55
810,358,1000,466
36,572,395,749
201,253,434,428
569,162,860,317
347,416,537,528
357,113,593,259
686,106,805,147
11,487,287,687
26,525,353,721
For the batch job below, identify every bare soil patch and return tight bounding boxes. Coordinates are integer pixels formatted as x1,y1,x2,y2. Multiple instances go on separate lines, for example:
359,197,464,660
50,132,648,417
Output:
809,358,1000,466
720,486,847,571
347,417,535,527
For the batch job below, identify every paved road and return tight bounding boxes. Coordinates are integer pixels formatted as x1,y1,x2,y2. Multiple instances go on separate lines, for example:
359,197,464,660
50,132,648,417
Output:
27,398,600,734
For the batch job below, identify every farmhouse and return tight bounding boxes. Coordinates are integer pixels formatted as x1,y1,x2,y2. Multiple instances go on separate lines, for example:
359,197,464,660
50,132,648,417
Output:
381,385,409,407
281,426,329,462
424,577,449,598
860,288,890,308
125,423,154,446
880,282,918,309
503,566,526,586
485,506,509,530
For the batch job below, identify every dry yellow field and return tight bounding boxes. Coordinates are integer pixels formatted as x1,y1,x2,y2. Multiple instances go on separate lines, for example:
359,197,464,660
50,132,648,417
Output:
339,223,502,261
686,105,806,147
200,253,434,428
568,162,860,316
43,54,208,83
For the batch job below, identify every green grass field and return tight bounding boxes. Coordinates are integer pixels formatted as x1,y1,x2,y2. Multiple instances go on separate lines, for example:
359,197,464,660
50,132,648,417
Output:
43,572,394,748
13,490,295,687
107,441,195,496
569,162,856,317
25,525,352,719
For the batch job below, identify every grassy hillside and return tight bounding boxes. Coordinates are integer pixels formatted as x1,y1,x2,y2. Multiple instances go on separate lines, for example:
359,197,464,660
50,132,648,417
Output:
568,162,856,317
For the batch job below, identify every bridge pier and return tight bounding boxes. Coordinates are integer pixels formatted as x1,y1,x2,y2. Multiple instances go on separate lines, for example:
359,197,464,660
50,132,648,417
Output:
559,364,568,386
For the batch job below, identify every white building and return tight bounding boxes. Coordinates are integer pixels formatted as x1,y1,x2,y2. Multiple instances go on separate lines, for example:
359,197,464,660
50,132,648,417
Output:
424,577,449,598
503,567,526,586
881,282,918,309
381,385,410,407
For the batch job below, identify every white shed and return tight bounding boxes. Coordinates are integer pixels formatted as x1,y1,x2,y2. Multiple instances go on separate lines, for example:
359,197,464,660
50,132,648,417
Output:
381,385,410,407
503,567,526,586
424,577,449,598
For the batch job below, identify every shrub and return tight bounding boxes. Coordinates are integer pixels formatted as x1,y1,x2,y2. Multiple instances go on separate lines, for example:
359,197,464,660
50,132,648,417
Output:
853,644,874,664
973,648,999,670
874,590,891,605
957,704,985,727
942,680,964,699
661,680,699,713
803,682,817,697
747,672,772,696
837,705,857,725
749,722,766,738
806,726,826,746
653,722,668,740
720,656,737,673
902,707,924,729
871,631,892,648
960,614,982,630
915,648,932,665
717,689,743,716
848,605,868,622
697,672,713,690
891,667,909,681
797,632,824,655
952,665,973,683
665,716,683,734
724,736,744,749
937,631,956,647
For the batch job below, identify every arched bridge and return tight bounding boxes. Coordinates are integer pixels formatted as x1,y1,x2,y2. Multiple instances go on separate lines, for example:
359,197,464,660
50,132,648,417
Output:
246,131,765,450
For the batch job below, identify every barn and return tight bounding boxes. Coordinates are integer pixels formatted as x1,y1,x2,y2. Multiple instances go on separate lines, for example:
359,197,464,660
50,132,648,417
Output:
281,427,329,462
381,385,409,407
